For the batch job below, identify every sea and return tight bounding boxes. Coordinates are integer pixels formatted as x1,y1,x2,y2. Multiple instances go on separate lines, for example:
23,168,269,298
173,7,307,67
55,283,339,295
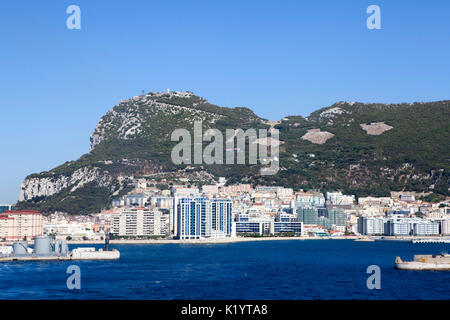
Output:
0,240,449,300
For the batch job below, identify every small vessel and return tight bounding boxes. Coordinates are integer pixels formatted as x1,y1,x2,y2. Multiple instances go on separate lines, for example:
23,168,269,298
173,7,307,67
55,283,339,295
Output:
395,252,450,270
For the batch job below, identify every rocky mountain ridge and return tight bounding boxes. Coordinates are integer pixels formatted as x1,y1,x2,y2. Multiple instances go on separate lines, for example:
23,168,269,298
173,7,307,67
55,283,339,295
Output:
16,91,450,214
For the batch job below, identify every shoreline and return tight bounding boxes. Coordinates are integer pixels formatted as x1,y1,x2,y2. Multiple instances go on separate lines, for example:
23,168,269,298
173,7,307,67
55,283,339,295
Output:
2,235,450,246
68,235,450,245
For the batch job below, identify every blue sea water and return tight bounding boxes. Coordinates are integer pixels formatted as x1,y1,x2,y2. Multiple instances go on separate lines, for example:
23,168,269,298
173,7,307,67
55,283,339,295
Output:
0,240,449,300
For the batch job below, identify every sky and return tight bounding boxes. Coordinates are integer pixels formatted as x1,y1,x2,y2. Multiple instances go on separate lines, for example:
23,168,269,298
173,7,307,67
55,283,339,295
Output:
0,0,449,204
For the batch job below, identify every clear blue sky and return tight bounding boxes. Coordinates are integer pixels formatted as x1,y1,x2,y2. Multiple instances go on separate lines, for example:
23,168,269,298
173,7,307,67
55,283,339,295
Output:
1,0,449,204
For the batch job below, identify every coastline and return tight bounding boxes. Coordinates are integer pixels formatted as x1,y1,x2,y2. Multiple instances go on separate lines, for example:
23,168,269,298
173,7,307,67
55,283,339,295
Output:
70,236,356,245
3,235,450,246
67,235,450,245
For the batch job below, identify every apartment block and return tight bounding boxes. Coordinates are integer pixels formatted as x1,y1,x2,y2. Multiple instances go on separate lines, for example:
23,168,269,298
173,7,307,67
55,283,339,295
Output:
112,208,165,237
0,210,43,240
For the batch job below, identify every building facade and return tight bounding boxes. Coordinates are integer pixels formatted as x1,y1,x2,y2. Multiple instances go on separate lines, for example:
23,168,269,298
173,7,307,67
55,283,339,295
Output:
0,205,13,214
358,216,440,236
176,198,232,240
112,208,165,237
0,210,43,240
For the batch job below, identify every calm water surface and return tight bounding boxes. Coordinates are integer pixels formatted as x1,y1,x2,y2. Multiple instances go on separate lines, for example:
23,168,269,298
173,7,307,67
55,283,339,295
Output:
0,240,449,300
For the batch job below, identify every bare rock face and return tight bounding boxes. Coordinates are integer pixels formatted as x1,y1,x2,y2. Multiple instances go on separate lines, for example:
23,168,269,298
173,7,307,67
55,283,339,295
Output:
89,91,225,151
20,167,113,201
319,107,347,119
301,129,335,144
360,122,393,135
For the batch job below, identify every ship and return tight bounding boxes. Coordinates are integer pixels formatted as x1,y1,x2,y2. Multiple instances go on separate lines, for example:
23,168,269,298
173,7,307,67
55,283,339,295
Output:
0,232,119,262
395,252,450,270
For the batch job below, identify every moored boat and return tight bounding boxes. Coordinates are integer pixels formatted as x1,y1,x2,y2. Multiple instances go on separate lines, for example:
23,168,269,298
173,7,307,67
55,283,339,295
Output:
395,252,450,270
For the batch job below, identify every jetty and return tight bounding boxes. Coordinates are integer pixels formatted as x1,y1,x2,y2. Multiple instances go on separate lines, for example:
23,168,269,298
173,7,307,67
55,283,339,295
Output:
411,239,450,244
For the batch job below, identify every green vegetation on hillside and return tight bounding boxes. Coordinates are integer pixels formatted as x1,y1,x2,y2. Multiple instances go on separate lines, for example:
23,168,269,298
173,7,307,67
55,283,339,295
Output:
16,94,450,214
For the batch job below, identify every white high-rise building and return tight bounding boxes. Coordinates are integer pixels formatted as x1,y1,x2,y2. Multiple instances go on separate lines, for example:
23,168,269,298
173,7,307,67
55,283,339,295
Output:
441,219,450,235
112,208,164,237
176,198,232,240
358,217,386,235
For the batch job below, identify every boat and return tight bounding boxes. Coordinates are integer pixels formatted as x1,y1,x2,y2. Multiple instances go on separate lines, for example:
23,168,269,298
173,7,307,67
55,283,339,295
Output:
70,247,120,260
395,252,450,270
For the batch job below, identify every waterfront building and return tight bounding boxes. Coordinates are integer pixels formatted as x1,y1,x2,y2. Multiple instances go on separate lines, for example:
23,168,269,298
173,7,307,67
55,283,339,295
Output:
176,198,232,240
235,210,272,235
112,207,165,237
303,224,329,236
273,221,303,234
235,221,270,234
0,210,43,240
387,217,439,236
235,210,303,235
273,211,303,235
296,206,347,230
413,221,440,236
440,219,450,235
327,208,347,227
358,216,440,236
211,199,233,238
296,206,318,224
358,217,387,235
